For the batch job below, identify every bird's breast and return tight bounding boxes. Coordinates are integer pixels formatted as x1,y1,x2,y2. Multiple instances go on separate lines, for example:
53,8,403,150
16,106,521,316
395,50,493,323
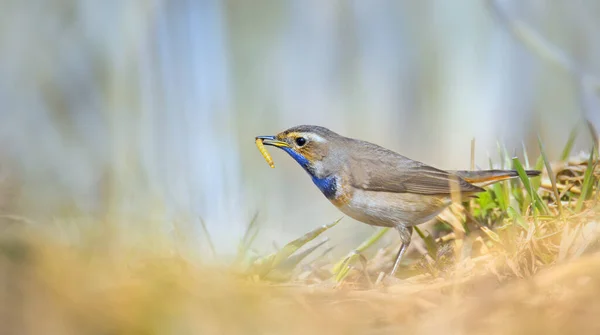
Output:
335,189,451,227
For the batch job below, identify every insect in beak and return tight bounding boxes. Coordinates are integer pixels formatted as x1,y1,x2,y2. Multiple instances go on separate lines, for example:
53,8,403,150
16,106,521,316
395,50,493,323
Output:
255,135,290,168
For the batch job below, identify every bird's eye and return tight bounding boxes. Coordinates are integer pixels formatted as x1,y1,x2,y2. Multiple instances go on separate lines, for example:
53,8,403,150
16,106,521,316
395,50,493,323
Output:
295,137,307,147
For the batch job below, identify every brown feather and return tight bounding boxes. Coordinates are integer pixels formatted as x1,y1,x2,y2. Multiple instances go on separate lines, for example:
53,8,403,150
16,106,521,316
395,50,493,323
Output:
346,140,484,196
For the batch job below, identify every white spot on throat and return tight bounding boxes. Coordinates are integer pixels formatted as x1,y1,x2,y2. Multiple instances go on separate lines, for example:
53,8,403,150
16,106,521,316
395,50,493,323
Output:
312,161,326,177
334,175,343,198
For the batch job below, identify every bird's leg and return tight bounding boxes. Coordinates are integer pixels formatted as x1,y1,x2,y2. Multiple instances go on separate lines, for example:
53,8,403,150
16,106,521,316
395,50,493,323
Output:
390,225,413,276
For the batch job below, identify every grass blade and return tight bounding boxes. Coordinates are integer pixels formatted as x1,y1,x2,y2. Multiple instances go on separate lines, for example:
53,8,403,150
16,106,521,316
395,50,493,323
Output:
273,218,341,266
531,155,544,191
538,136,563,216
249,218,342,278
586,119,599,157
522,142,531,168
492,180,509,212
334,252,361,282
265,238,330,281
507,206,528,230
512,157,549,215
414,226,438,260
575,150,596,212
199,217,216,258
480,226,502,245
560,126,579,161
332,227,390,281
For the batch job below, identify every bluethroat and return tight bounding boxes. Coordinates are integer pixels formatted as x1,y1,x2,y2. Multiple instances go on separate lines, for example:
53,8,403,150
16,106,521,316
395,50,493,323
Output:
256,125,541,276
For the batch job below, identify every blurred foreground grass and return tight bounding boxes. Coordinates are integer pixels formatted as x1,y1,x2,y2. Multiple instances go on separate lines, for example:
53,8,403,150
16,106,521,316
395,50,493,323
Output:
2,137,600,334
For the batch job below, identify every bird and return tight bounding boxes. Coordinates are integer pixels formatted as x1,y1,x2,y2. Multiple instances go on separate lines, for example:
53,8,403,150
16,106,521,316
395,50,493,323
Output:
256,125,541,276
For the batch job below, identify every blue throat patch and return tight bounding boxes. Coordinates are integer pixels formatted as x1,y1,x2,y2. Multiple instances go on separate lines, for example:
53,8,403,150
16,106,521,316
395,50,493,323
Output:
281,147,337,199
311,175,337,199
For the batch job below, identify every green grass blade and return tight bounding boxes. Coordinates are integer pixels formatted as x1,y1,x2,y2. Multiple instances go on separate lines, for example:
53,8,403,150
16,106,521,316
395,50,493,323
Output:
497,142,511,169
531,155,544,191
560,126,579,161
575,150,596,212
250,217,342,278
332,227,390,279
586,119,599,157
334,253,361,282
271,218,342,268
522,142,531,169
534,154,544,171
354,227,390,254
496,142,504,169
492,181,509,211
510,178,525,212
503,144,513,169
413,226,438,260
268,238,330,279
538,136,563,216
473,191,500,218
485,156,507,211
507,206,528,230
512,157,549,215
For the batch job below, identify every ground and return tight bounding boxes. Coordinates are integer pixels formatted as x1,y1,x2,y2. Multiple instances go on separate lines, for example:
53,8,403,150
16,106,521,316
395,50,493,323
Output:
1,150,599,334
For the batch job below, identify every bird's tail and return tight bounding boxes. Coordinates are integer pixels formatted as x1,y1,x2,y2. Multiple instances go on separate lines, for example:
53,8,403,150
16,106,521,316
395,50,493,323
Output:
450,169,541,187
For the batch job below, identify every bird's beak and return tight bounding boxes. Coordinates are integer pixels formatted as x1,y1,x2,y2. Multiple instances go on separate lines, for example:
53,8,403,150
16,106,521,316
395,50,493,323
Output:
255,135,290,148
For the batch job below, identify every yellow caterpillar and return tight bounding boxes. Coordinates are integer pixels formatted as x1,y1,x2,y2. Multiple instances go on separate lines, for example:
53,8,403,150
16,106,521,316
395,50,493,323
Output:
255,138,275,168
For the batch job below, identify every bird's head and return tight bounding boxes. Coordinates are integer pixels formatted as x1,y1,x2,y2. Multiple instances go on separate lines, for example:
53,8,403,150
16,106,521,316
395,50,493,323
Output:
256,125,342,178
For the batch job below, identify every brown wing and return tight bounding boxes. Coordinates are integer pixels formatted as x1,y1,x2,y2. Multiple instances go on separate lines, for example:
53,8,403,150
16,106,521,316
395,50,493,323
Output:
347,144,484,195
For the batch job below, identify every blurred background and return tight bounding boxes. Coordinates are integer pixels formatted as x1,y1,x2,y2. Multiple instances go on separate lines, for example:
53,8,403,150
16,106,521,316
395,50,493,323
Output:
0,0,598,258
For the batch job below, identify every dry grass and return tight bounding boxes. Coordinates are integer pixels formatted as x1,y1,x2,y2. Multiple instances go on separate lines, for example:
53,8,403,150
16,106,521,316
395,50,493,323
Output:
2,150,600,334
